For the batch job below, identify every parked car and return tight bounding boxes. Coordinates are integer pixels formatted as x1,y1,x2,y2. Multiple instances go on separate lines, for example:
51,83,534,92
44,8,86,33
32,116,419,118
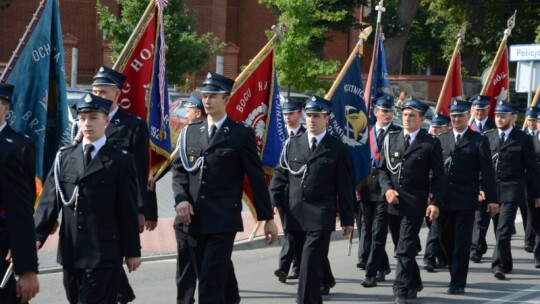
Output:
168,91,190,145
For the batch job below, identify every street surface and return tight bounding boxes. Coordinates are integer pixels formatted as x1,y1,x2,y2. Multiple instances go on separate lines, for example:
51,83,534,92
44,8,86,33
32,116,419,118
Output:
35,214,540,303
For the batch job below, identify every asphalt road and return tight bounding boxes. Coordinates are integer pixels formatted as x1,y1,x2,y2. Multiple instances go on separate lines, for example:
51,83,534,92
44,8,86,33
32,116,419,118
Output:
35,216,540,304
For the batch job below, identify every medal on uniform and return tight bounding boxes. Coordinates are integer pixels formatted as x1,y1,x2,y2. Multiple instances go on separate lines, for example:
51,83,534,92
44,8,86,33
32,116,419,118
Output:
189,155,195,162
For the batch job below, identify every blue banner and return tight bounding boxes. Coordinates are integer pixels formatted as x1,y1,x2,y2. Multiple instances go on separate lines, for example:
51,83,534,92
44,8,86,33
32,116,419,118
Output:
148,26,172,167
261,64,286,168
2,0,69,179
328,55,371,187
372,33,390,100
368,33,390,125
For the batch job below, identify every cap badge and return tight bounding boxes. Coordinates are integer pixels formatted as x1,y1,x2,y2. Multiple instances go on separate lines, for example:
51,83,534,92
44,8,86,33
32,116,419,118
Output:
99,67,105,72
206,72,212,78
84,94,92,103
311,96,316,101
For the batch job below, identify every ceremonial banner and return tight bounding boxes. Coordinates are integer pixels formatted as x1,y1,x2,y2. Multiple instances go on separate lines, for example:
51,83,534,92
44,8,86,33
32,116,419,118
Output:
484,47,510,119
113,0,171,174
371,33,390,101
1,0,69,180
327,55,371,188
436,27,464,116
227,50,286,218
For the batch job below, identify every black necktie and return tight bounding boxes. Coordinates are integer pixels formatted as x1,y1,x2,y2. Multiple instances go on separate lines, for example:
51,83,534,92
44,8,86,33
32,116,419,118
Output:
499,132,505,147
478,122,483,132
311,137,317,153
209,124,217,141
404,134,411,150
84,144,95,168
456,134,462,143
290,130,294,137
377,128,385,146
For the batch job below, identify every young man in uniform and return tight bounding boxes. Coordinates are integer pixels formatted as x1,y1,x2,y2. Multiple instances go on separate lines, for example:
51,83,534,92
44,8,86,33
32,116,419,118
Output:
34,93,141,303
437,99,498,294
270,96,354,303
469,95,497,262
273,100,304,283
484,101,540,280
172,72,278,304
360,95,400,288
378,99,444,304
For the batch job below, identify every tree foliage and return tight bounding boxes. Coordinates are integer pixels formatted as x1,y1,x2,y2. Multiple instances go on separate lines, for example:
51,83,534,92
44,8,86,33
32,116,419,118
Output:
97,0,223,85
258,0,364,94
416,0,540,76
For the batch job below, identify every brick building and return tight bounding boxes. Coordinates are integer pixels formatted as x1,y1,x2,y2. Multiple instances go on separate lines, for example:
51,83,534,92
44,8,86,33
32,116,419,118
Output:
0,0,370,88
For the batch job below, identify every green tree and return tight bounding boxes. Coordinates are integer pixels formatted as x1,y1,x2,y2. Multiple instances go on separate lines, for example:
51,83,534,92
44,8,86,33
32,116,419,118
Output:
97,0,223,85
259,0,363,94
419,0,540,76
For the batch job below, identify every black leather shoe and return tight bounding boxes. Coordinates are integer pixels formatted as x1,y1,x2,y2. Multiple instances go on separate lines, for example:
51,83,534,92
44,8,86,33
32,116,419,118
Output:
361,276,377,287
384,265,392,275
524,245,534,253
375,271,386,282
493,270,506,280
287,273,299,279
447,287,465,295
394,296,407,304
470,254,481,263
274,269,287,283
319,284,331,295
423,263,435,272
356,262,366,269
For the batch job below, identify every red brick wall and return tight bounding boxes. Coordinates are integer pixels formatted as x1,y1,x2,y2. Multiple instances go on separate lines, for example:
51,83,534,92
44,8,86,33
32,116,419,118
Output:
0,0,120,84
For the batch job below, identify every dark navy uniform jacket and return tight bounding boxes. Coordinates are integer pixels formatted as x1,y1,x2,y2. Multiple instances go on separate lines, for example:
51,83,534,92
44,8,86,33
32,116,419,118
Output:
484,128,540,203
379,129,445,217
0,136,38,274
438,128,498,210
171,117,274,235
34,142,141,269
270,132,355,232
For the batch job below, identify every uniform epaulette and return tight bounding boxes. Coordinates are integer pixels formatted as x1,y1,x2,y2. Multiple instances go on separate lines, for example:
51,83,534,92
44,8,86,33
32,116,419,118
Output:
59,144,77,151
23,134,31,139
387,129,400,135
483,129,496,134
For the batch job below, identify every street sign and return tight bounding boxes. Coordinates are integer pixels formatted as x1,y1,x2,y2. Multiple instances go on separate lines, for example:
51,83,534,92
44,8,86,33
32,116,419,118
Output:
515,62,540,93
509,44,540,62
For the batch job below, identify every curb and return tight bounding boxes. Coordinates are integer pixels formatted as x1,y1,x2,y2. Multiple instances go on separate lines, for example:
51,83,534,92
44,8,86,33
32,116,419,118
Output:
38,228,358,275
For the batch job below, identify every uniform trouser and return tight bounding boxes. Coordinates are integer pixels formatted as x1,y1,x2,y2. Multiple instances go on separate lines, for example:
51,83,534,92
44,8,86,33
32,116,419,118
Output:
438,209,475,289
277,207,298,275
289,230,332,304
389,214,424,298
358,209,370,265
423,217,446,265
525,199,537,248
492,202,518,273
356,208,366,264
321,256,335,286
173,217,196,304
389,215,421,255
362,200,390,277
529,200,540,259
471,201,498,257
63,267,118,304
188,232,240,304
